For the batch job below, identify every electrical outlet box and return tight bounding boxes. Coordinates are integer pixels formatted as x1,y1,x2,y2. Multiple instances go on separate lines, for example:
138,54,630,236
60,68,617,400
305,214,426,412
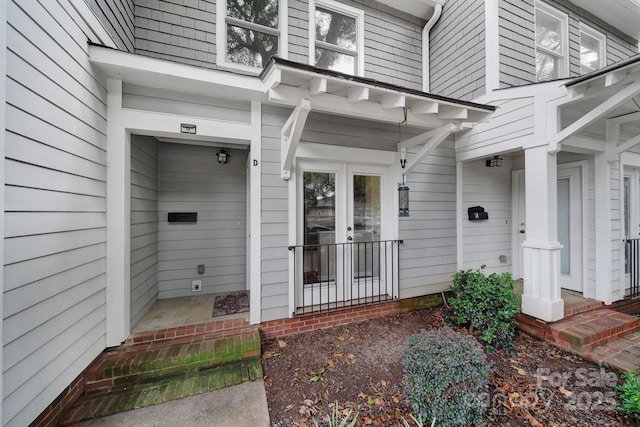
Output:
191,280,202,292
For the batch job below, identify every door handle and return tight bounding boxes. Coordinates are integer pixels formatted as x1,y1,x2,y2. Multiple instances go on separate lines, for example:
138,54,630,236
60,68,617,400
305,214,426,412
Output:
347,236,353,241
519,230,525,234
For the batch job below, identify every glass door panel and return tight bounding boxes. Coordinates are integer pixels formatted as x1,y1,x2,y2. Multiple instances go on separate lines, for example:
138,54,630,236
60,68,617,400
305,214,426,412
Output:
352,174,381,279
303,171,336,284
557,178,570,275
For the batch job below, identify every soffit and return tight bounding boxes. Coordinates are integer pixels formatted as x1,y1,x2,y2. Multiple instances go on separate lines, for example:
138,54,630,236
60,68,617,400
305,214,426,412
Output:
570,0,640,40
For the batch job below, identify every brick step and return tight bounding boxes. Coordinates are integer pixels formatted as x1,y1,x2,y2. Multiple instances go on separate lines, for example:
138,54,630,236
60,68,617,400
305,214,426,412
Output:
546,309,639,353
125,315,251,345
582,330,640,372
59,357,262,426
85,326,260,393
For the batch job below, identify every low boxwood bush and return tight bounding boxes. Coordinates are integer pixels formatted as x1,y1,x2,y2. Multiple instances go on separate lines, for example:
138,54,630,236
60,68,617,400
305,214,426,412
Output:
450,269,520,351
616,370,640,419
403,329,490,427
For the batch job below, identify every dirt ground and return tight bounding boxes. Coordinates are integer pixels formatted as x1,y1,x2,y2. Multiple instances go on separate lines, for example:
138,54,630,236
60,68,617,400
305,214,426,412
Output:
262,307,638,427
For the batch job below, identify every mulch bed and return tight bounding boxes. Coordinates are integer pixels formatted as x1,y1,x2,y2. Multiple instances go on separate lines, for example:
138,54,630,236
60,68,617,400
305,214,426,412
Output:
262,307,638,426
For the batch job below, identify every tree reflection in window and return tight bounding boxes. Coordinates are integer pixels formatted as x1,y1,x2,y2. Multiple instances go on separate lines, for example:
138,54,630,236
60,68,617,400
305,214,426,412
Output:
226,0,279,68
314,7,357,74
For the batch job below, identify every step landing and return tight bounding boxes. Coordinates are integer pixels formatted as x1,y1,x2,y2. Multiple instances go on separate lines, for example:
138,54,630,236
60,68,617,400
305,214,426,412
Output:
59,325,262,425
546,309,639,353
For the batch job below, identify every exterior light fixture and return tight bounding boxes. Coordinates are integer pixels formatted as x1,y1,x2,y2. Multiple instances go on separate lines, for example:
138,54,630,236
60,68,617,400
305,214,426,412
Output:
398,147,409,217
217,150,229,164
486,155,503,167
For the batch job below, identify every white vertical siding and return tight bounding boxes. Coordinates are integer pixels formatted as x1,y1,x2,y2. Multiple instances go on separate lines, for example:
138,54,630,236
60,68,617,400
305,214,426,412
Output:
4,1,108,425
130,135,159,327
157,143,248,299
430,0,486,100
461,159,513,273
85,0,135,51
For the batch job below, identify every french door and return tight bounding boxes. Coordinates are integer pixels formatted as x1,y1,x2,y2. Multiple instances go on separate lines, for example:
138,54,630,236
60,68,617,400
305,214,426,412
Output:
297,160,391,307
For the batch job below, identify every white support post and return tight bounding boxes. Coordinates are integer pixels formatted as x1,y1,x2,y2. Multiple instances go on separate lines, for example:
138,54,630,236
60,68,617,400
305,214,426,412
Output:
0,0,7,417
106,79,131,346
520,145,564,322
456,161,464,270
594,152,613,303
249,101,262,325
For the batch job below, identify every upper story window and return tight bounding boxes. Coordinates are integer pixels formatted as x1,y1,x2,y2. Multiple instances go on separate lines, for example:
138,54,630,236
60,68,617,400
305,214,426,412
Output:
216,0,288,72
534,1,568,81
309,0,364,76
580,23,606,74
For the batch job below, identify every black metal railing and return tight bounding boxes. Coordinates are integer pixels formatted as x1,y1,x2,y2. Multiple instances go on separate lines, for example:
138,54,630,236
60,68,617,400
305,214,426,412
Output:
288,239,403,316
624,238,640,299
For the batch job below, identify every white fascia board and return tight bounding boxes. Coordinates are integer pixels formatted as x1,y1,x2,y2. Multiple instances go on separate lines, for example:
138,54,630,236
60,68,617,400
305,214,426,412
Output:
89,45,263,101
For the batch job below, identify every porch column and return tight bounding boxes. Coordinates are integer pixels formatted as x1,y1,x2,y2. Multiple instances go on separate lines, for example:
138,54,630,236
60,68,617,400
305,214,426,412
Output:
594,152,614,304
106,79,131,346
521,144,564,322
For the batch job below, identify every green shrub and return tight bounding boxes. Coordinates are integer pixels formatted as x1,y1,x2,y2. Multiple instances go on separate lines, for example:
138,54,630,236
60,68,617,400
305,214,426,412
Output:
450,269,520,351
616,370,640,419
403,329,490,427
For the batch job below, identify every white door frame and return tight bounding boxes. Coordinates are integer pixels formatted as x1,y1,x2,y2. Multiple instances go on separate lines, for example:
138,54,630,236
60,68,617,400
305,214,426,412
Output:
512,161,586,291
557,162,586,292
288,144,397,315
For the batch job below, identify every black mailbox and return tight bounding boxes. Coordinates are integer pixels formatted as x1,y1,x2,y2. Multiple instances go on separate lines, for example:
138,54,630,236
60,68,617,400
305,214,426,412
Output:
168,212,197,223
468,206,488,221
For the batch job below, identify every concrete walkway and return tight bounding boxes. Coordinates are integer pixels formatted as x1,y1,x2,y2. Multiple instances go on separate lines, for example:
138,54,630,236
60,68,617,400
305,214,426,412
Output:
73,380,270,427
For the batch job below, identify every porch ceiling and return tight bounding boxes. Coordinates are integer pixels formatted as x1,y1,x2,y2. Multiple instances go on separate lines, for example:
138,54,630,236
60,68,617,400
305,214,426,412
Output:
556,55,640,152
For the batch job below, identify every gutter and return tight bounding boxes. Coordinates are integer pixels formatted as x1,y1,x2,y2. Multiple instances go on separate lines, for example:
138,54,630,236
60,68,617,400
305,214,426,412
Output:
422,3,442,92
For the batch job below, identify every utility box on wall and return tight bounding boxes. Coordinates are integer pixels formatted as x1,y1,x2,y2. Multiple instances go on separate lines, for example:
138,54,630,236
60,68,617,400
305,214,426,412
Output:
468,206,488,221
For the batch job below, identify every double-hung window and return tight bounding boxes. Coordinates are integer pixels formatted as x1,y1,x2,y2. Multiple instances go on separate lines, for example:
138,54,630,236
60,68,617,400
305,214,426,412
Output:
309,0,364,76
217,0,287,71
580,23,606,74
534,1,568,81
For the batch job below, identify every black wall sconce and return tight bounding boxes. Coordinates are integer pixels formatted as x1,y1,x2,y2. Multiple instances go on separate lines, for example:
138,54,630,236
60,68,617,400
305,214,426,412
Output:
486,156,503,167
398,148,409,217
217,150,229,164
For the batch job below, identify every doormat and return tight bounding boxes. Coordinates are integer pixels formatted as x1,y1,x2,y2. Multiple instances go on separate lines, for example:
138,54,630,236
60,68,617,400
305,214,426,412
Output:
212,292,249,317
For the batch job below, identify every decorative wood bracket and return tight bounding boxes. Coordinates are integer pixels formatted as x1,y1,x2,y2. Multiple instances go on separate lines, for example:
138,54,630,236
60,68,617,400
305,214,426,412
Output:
281,98,311,180
400,123,459,174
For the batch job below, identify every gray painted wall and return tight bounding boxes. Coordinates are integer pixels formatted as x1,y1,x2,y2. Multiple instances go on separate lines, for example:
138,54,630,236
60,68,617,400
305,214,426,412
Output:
399,138,460,296
85,0,136,51
430,0,486,100
134,0,217,68
130,135,159,327
157,143,248,299
134,0,425,89
5,1,108,425
431,0,638,97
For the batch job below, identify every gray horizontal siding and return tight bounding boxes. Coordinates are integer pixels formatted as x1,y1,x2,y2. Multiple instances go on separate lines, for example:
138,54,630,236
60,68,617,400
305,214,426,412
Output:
85,0,135,51
430,0,486,100
157,143,247,299
134,0,216,68
499,0,638,87
260,106,290,322
499,0,536,87
462,159,513,273
399,138,458,295
130,135,159,327
4,1,109,425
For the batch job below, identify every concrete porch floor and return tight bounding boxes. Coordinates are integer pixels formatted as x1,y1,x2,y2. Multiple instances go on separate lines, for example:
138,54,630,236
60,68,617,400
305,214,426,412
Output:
132,293,250,335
